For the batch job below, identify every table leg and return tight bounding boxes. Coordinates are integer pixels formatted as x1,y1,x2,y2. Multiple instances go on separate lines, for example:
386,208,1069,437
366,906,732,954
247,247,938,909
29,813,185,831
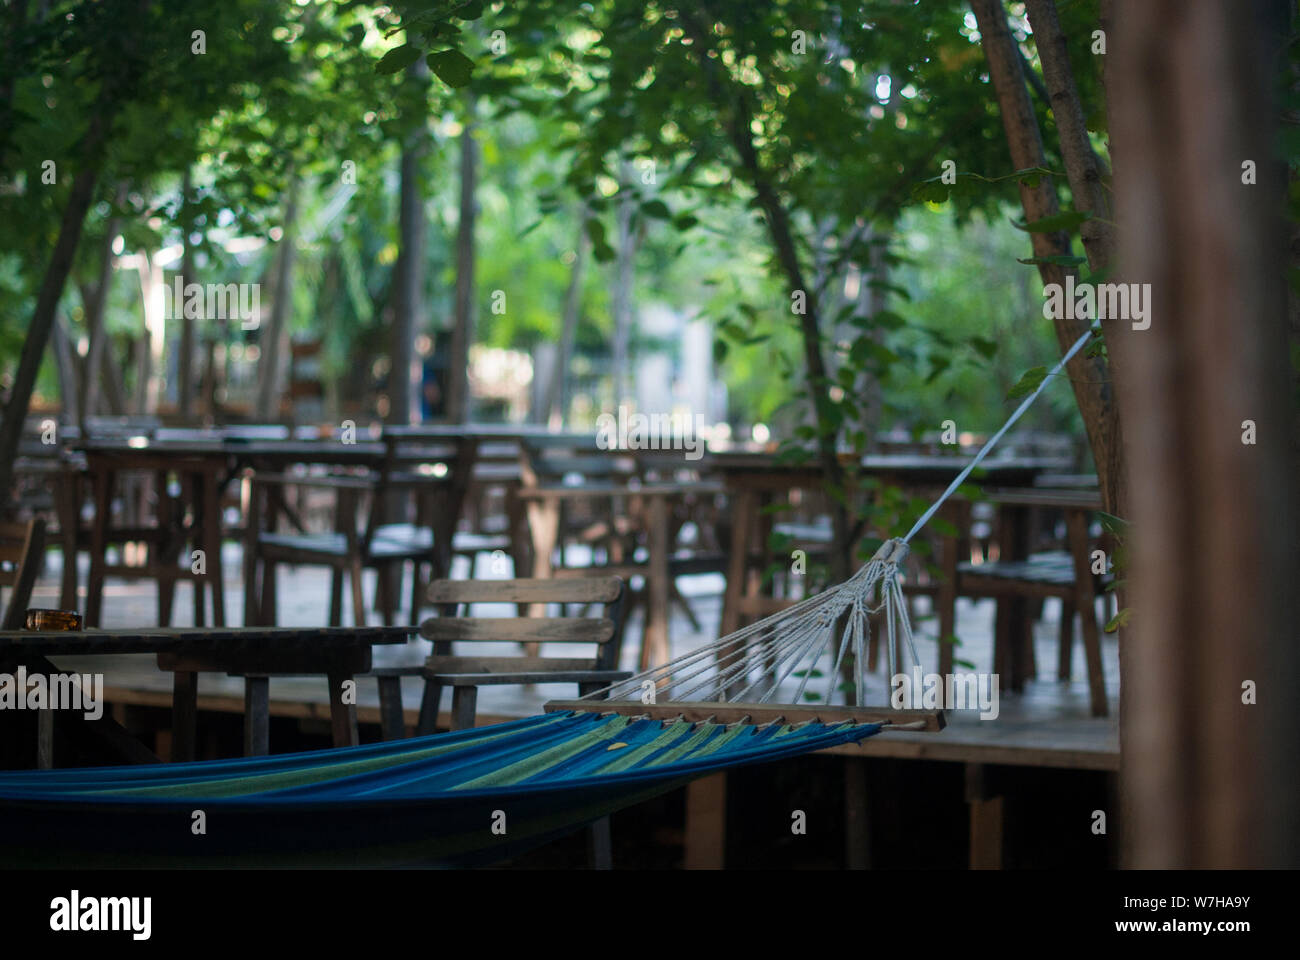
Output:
54,470,80,612
243,675,270,756
86,466,111,628
684,773,727,869
1067,509,1108,716
327,671,359,747
450,685,478,731
966,763,1004,869
718,488,756,698
171,670,198,762
202,470,226,626
641,493,670,671
844,757,870,869
377,675,406,740
37,708,54,770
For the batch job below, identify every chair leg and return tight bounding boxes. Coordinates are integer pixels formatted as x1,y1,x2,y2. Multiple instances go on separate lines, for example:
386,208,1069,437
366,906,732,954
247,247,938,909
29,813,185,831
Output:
1057,598,1075,681
328,568,343,626
408,560,423,625
244,675,270,757
327,671,359,747
37,708,54,769
450,686,478,731
376,563,396,625
261,559,278,626
416,681,443,735
377,676,406,741
349,558,367,627
1066,510,1107,717
171,670,198,762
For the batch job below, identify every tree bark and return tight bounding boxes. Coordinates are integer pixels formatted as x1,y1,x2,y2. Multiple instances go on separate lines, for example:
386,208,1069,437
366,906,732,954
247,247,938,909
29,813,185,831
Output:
0,105,111,501
1110,0,1298,868
542,204,590,426
79,183,126,426
446,92,478,424
390,60,429,427
610,164,637,409
50,315,79,418
177,168,197,421
970,0,1123,517
255,179,300,421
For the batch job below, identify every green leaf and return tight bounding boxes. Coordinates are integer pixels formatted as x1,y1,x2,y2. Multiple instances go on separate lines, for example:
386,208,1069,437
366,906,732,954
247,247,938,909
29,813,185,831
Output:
1013,210,1091,234
1104,608,1132,634
1006,365,1048,399
970,336,998,360
672,213,699,231
1097,511,1130,538
376,44,422,75
641,199,671,219
427,49,474,87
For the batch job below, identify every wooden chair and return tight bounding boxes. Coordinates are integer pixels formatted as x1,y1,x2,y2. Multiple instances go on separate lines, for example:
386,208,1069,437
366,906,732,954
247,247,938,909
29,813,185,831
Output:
1,518,46,631
371,575,630,870
244,435,477,626
369,576,631,738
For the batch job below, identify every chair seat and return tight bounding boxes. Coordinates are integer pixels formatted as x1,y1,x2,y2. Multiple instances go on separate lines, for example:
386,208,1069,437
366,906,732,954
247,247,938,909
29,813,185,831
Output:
429,669,633,686
957,551,1077,586
452,531,512,552
258,526,433,561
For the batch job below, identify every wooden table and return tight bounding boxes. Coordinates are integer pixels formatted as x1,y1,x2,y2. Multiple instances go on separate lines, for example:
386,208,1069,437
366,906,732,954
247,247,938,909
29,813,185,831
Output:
0,626,412,763
74,436,392,627
79,442,233,628
708,451,1070,641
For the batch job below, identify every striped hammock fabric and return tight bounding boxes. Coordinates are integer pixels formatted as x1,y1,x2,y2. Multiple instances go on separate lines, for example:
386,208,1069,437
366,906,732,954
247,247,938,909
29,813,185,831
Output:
0,710,881,866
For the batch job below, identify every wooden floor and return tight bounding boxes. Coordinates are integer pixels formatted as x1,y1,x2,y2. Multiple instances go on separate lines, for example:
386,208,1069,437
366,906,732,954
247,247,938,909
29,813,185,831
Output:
29,544,1119,771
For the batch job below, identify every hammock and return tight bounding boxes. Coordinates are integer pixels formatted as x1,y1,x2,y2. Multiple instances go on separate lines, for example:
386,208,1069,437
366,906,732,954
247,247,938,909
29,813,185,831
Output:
0,710,883,866
0,331,1090,867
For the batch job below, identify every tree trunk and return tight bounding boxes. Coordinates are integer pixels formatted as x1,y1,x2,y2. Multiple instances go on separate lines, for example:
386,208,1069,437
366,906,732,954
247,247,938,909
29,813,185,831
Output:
79,184,126,426
1110,0,1298,868
447,92,478,424
0,105,111,501
610,165,637,409
390,61,429,427
50,315,79,418
679,7,851,582
177,168,196,421
255,179,300,421
132,249,166,415
542,205,590,426
970,0,1124,517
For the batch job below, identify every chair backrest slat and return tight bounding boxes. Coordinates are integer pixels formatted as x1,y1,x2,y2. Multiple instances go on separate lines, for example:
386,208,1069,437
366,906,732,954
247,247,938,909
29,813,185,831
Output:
420,576,626,671
420,616,614,644
428,576,622,605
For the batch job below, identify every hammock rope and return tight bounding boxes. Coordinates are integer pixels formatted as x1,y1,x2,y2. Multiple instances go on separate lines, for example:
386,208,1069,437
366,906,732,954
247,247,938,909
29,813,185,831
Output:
580,327,1095,709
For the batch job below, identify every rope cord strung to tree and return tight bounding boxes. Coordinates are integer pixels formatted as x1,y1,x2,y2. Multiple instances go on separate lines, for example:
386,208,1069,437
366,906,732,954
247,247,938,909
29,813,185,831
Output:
903,326,1094,544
